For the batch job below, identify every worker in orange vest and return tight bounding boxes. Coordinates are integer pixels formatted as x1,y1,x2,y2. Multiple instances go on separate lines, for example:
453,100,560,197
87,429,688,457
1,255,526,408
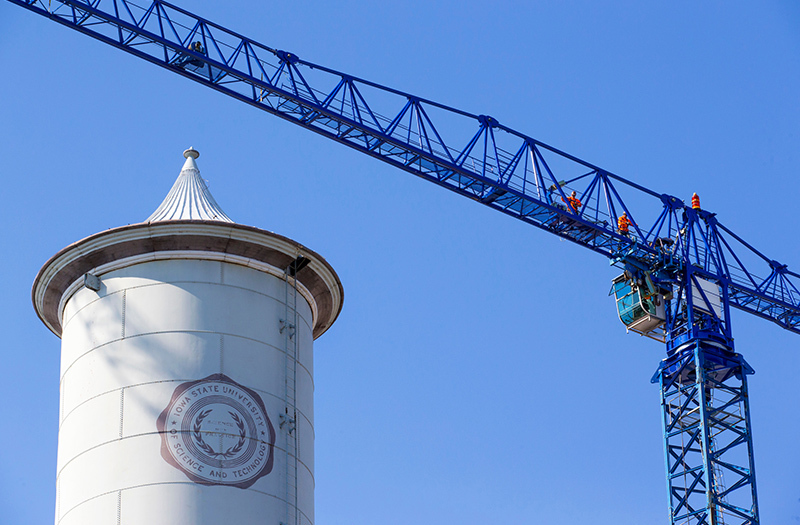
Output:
562,190,582,214
618,212,632,236
692,193,701,210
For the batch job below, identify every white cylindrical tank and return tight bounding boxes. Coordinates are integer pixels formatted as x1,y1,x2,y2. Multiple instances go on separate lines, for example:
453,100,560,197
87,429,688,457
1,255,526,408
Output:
32,150,343,525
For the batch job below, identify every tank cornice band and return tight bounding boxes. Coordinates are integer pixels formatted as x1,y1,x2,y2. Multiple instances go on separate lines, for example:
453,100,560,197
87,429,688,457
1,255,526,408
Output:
32,220,344,340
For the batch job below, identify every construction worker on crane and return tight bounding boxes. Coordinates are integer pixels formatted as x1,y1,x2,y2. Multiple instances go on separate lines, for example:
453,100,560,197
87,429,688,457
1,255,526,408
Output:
562,190,582,215
176,41,206,69
618,212,632,237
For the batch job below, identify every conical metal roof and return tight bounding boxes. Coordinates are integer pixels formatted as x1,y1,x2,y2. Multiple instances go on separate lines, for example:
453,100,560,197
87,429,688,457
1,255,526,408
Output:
146,148,233,223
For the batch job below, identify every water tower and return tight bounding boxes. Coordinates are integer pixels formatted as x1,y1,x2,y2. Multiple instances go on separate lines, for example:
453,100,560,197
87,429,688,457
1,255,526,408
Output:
32,149,343,525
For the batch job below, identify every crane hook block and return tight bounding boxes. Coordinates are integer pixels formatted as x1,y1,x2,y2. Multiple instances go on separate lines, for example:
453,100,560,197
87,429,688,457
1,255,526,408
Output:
276,50,299,65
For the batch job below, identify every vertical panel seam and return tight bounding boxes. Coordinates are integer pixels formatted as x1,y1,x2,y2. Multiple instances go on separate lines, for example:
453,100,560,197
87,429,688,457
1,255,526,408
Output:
119,388,125,439
121,290,127,339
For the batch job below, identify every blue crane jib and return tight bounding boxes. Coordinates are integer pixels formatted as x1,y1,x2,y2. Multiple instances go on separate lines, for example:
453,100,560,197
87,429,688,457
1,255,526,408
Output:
9,1,797,524
9,0,797,341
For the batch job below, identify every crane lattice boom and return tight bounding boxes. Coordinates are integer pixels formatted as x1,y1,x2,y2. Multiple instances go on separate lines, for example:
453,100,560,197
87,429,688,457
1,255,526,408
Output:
9,1,796,524
10,0,799,336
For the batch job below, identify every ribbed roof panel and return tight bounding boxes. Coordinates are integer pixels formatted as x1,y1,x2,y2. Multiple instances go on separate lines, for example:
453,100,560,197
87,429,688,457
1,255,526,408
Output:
146,149,233,223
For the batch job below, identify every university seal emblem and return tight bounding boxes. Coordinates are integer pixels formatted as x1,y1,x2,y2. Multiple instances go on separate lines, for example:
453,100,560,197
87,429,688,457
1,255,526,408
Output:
157,374,276,489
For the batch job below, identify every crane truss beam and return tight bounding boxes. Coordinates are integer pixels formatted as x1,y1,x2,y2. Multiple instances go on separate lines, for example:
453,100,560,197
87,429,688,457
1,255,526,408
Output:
8,0,800,335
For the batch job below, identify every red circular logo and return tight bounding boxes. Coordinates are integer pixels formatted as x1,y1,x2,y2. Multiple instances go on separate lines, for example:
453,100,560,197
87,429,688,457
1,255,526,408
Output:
157,374,276,488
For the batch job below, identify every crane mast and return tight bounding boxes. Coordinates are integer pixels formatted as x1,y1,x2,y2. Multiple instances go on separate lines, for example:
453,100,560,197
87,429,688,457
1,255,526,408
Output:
9,0,800,523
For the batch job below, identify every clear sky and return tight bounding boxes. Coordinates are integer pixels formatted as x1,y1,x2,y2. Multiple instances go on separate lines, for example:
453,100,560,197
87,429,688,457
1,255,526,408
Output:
1,1,798,523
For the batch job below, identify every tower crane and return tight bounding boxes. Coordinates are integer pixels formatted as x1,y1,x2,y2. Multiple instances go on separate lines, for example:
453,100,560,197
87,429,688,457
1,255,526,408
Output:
8,1,799,523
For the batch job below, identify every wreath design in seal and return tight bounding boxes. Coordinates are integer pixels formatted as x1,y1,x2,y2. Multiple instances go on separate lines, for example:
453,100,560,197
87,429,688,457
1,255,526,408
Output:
193,409,246,458
157,373,276,489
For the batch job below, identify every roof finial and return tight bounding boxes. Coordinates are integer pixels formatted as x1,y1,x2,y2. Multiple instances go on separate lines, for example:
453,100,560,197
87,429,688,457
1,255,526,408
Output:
145,149,233,223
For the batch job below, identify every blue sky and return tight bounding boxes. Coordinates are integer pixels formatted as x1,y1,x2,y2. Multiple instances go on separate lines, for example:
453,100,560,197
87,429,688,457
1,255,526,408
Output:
1,1,799,523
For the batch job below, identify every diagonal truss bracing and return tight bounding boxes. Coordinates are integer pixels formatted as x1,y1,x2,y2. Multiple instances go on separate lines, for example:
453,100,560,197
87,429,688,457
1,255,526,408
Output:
657,342,759,525
7,0,800,334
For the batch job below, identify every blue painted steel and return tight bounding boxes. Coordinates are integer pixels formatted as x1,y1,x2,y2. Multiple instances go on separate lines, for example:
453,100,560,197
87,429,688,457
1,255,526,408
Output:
7,0,799,337
656,340,759,524
6,1,795,523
